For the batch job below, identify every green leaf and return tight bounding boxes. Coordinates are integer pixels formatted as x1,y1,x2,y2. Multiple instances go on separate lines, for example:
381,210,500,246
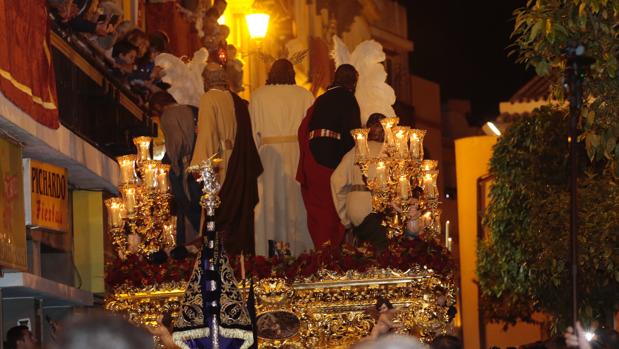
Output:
529,20,544,42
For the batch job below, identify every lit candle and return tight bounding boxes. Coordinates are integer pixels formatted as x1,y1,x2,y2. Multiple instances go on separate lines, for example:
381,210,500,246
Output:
393,127,410,158
116,155,138,185
133,136,152,163
240,252,246,280
421,211,432,230
398,175,410,199
422,172,438,198
351,128,370,159
445,220,450,248
375,161,387,187
380,117,399,146
104,198,124,228
421,160,438,172
141,160,159,190
120,185,138,216
409,129,426,160
157,164,171,193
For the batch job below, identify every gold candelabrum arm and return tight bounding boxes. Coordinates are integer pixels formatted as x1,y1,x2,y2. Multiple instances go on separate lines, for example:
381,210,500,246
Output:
353,121,441,240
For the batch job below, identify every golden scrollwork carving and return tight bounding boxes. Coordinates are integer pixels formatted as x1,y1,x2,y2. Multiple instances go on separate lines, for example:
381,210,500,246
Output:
105,267,455,348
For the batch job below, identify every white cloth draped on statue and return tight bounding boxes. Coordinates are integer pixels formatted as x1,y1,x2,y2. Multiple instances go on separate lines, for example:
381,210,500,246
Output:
250,84,315,256
331,141,384,228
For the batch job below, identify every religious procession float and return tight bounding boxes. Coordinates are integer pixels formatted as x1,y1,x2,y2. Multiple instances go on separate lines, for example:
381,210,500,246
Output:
103,122,455,348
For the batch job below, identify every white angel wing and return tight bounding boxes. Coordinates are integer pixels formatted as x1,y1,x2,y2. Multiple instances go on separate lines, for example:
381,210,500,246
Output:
155,49,209,107
331,35,351,67
334,38,396,125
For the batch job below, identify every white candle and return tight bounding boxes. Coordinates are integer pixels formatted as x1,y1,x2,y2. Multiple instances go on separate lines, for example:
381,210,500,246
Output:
380,117,399,146
121,185,137,216
376,161,387,187
445,220,450,247
393,127,409,158
422,172,438,198
157,165,170,193
398,175,410,199
409,129,426,160
105,198,124,228
133,136,152,163
116,155,137,185
141,161,159,190
351,129,370,159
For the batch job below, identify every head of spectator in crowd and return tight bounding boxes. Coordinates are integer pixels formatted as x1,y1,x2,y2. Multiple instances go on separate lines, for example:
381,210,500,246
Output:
115,20,134,39
367,113,386,142
5,326,37,349
51,313,153,349
149,91,177,117
266,59,295,85
430,335,462,349
332,64,359,93
112,41,138,73
126,29,150,58
48,0,79,22
149,31,170,60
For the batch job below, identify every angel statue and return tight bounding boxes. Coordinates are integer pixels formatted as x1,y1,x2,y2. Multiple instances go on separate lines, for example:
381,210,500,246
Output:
332,35,397,126
155,48,209,107
366,297,401,341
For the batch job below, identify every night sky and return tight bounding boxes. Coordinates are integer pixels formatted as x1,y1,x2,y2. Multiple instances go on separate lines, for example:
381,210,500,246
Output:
403,1,535,125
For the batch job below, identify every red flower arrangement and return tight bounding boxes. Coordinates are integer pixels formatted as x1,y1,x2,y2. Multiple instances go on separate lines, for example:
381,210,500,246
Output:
105,254,195,289
231,236,454,281
105,236,453,289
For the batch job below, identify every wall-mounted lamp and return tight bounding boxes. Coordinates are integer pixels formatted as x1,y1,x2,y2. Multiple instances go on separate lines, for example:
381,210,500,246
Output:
245,13,270,40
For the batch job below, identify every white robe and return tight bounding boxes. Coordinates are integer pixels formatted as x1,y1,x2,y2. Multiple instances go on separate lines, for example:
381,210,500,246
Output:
331,141,383,228
249,84,315,256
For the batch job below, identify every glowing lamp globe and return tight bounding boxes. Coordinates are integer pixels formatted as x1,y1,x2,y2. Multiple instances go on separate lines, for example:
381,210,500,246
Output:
245,13,270,39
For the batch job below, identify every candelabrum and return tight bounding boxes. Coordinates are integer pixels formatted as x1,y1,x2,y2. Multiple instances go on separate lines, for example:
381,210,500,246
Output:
352,117,441,240
104,137,175,259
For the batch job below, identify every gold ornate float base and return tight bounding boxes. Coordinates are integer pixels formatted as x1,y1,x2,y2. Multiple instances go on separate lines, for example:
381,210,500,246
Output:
105,267,454,348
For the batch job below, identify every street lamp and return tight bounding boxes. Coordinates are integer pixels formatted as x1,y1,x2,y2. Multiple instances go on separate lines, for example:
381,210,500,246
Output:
245,13,270,40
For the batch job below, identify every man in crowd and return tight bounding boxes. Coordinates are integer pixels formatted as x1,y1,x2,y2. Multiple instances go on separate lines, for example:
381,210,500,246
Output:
297,64,361,249
250,59,315,256
150,91,201,246
4,326,37,349
191,63,262,256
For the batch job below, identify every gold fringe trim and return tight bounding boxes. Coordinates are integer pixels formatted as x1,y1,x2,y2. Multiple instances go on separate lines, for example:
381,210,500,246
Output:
0,68,57,110
172,327,210,349
171,326,254,349
219,326,254,349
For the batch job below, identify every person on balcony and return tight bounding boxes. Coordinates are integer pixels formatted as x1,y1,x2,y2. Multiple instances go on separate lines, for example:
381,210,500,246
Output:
111,40,138,76
48,0,114,36
296,64,361,249
191,63,262,256
249,59,315,256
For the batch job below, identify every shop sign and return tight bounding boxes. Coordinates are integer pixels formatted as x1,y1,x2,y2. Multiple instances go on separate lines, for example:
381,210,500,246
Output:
23,159,69,232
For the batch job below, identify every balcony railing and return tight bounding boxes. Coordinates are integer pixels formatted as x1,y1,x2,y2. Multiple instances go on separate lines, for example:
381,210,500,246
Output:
50,22,155,159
